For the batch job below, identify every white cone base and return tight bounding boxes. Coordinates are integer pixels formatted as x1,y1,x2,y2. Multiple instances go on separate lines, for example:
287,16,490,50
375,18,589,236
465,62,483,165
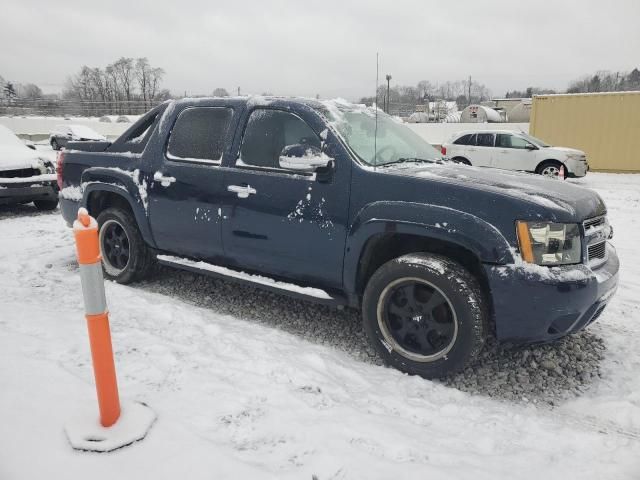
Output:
65,401,156,452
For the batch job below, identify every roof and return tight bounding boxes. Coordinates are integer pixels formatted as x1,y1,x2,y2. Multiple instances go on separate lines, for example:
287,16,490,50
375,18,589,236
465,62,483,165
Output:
534,91,640,98
450,129,528,137
169,95,325,110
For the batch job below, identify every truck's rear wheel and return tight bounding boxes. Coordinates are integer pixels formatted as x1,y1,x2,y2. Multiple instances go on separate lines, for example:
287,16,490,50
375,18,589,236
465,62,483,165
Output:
97,207,152,284
362,253,486,378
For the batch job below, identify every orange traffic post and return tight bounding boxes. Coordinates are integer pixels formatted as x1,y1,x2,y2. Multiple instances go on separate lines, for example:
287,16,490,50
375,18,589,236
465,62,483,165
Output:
73,207,121,427
65,208,155,452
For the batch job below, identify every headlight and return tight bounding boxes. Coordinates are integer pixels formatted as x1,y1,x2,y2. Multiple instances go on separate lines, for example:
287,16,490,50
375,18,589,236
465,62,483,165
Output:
516,221,582,265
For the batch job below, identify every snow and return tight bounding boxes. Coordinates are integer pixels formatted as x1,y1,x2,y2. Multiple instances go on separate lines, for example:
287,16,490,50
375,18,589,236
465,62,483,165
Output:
156,254,333,300
0,172,639,479
0,173,56,184
65,401,156,452
60,185,83,201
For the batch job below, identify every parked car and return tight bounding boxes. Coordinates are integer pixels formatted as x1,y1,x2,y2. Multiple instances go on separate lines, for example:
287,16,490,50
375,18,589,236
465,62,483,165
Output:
58,98,618,378
441,130,589,178
0,125,59,210
49,124,106,150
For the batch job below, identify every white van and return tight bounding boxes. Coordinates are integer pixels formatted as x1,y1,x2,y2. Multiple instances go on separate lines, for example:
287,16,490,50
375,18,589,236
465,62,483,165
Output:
441,130,589,178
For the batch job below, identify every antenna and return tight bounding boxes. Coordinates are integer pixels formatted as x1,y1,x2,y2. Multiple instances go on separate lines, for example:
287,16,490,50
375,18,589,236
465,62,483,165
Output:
374,52,379,169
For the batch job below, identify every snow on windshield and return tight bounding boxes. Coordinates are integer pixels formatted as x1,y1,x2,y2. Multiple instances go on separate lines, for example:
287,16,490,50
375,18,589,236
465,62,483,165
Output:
0,125,28,148
319,99,442,166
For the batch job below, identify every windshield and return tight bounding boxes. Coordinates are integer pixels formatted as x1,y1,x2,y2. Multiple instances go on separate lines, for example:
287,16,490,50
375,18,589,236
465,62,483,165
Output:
320,102,442,166
519,132,550,148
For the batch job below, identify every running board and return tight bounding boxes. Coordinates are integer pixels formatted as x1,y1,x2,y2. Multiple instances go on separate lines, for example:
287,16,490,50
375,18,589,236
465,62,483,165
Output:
156,254,347,307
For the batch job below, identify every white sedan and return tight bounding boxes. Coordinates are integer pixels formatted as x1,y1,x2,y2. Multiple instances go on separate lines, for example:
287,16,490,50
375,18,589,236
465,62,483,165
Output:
441,130,589,178
0,125,59,210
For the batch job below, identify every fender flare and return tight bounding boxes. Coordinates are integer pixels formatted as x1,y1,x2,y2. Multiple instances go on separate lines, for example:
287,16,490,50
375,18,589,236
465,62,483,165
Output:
343,201,514,293
79,168,156,247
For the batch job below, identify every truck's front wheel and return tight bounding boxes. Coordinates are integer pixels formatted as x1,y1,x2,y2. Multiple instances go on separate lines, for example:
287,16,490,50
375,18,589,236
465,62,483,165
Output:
97,207,152,284
362,253,487,378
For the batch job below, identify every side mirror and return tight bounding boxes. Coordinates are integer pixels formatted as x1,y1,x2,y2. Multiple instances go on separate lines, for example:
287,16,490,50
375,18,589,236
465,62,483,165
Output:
278,144,332,173
525,143,537,150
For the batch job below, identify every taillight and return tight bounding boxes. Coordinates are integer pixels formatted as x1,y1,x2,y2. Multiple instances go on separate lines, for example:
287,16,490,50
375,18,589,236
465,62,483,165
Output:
441,146,447,156
56,150,65,189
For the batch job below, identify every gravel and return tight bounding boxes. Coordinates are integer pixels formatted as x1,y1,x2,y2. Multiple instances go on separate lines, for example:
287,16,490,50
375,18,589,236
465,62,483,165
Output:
136,265,606,407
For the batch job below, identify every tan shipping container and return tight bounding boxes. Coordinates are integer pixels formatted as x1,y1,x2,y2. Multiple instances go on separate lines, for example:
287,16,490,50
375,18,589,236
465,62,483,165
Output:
530,91,640,172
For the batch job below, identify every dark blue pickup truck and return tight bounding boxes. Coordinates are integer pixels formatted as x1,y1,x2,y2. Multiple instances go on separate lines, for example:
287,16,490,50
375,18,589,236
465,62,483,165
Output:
58,97,619,378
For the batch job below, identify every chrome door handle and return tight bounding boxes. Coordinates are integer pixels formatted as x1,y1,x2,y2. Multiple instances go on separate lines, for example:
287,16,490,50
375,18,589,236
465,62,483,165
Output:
153,172,176,186
227,184,257,199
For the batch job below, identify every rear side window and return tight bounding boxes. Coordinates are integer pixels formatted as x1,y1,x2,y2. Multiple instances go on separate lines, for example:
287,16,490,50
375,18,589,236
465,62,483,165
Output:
476,133,495,147
453,133,474,145
167,107,233,162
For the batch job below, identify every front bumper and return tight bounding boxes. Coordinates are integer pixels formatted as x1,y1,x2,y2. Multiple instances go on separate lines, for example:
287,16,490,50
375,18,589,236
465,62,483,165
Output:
567,161,589,178
0,181,58,205
485,242,619,343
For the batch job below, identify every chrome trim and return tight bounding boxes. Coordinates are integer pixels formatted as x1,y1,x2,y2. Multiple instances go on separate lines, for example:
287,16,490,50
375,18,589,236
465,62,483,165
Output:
583,215,609,268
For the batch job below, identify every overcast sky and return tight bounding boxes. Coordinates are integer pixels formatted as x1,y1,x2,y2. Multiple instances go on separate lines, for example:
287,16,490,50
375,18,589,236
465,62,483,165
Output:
2,0,639,100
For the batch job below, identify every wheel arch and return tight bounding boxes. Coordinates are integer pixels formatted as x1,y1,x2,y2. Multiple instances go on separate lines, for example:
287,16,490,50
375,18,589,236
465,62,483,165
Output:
353,232,493,313
344,202,513,311
83,184,156,248
535,158,565,174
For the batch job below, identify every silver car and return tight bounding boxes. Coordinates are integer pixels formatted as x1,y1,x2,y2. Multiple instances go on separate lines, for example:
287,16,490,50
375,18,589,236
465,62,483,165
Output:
49,124,106,150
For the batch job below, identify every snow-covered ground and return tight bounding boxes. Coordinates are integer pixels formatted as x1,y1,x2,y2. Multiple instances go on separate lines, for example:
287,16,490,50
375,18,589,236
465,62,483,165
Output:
1,173,639,479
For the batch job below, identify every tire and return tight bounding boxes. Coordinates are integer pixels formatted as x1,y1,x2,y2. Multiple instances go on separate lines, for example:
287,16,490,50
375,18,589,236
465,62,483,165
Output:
362,253,487,378
451,156,471,165
51,139,59,151
96,207,153,284
536,160,564,179
34,198,59,211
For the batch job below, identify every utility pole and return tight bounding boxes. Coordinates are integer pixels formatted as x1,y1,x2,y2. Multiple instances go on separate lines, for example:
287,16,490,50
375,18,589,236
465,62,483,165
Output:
468,75,472,106
385,74,392,113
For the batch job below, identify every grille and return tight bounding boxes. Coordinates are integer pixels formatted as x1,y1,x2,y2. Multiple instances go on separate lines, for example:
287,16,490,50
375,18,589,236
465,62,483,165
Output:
588,241,606,262
583,216,605,233
0,167,40,179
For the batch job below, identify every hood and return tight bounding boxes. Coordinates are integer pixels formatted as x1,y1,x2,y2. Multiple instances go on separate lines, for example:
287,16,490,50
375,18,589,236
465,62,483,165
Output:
386,162,605,221
0,144,43,171
544,146,585,156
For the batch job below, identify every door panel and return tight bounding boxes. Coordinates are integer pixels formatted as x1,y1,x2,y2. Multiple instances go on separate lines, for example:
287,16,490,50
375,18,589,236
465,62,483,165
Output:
468,133,495,167
221,108,350,288
148,161,225,259
147,106,234,260
493,134,533,171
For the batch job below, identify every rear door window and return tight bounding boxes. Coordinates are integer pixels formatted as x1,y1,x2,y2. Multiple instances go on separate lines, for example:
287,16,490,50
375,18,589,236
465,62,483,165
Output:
476,133,495,147
167,107,234,162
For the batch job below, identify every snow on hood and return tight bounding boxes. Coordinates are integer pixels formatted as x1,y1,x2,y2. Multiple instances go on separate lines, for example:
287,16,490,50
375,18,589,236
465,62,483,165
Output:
0,125,43,170
389,162,605,220
545,146,585,155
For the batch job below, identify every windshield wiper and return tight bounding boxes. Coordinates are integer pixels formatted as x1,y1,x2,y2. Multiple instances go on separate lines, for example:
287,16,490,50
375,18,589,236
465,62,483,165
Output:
378,157,439,167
